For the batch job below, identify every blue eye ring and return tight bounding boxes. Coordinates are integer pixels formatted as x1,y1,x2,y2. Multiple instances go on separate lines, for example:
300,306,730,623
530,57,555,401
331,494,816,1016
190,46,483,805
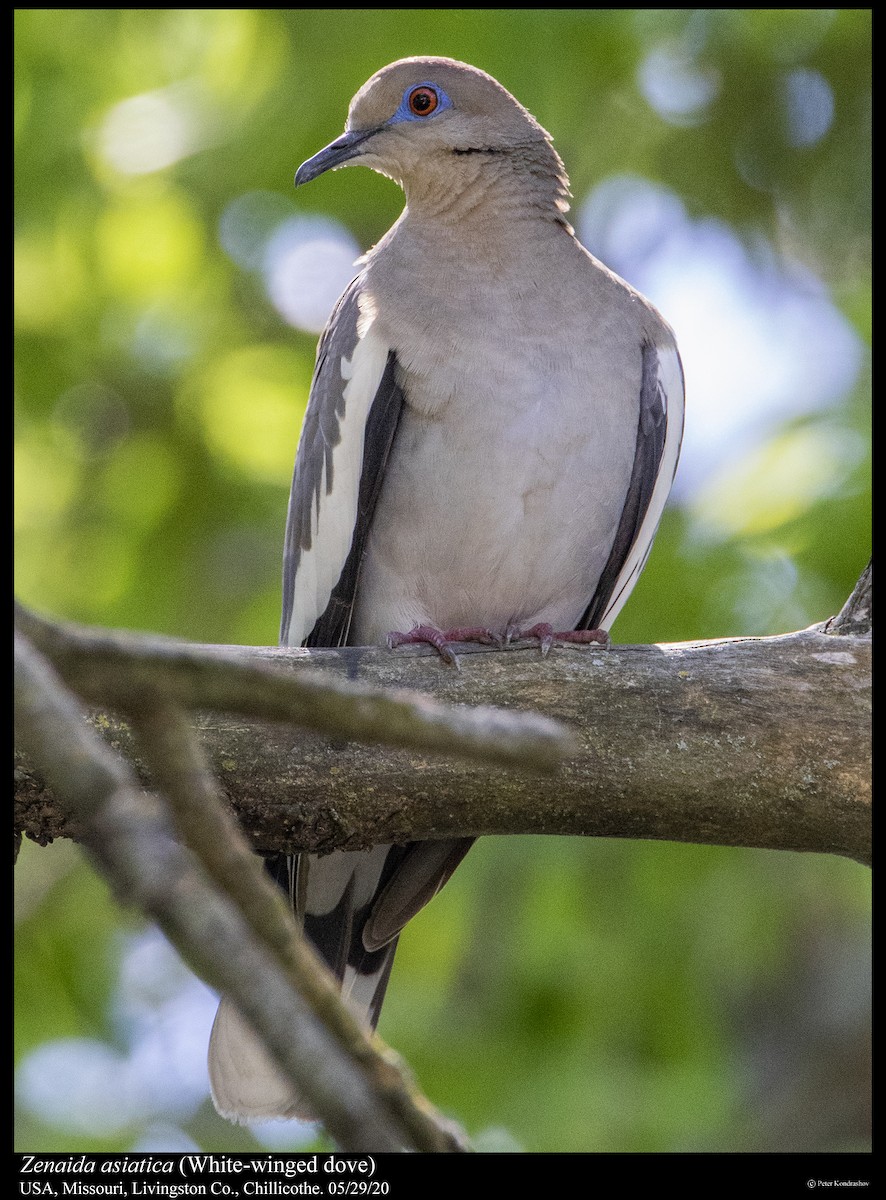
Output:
393,82,453,122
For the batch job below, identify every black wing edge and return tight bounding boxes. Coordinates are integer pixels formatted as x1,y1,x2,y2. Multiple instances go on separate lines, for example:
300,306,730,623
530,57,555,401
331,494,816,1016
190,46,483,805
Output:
577,340,670,632
304,350,405,648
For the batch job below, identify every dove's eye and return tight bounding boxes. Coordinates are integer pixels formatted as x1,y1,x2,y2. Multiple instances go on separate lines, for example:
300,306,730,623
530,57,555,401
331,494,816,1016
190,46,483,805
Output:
407,86,439,116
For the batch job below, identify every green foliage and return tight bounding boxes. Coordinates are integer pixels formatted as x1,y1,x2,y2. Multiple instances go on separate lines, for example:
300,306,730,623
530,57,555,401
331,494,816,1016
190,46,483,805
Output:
15,10,870,1152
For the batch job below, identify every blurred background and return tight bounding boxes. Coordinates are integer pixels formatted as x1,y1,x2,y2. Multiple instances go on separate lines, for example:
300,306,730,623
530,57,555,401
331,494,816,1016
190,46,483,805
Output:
15,9,870,1153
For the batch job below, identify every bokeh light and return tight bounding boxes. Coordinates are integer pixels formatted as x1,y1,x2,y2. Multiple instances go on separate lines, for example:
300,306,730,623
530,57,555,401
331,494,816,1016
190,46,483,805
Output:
98,85,209,177
638,41,720,124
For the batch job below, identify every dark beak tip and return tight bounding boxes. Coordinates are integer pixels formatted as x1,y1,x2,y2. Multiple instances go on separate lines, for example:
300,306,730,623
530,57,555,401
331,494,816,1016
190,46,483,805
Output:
293,127,377,189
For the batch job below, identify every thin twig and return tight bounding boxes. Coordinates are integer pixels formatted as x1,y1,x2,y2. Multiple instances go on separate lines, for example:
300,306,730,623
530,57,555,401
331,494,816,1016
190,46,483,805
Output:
824,559,872,636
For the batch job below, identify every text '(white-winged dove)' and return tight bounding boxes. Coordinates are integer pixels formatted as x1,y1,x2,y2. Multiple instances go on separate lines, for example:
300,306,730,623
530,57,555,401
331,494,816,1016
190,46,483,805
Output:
209,56,684,1123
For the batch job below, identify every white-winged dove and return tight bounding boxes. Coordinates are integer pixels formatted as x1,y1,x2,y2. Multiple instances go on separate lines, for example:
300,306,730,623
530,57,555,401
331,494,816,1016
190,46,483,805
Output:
209,56,684,1123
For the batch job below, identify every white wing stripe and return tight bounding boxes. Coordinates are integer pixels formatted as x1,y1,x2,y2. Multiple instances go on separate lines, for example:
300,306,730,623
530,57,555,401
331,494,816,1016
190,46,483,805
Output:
284,323,390,646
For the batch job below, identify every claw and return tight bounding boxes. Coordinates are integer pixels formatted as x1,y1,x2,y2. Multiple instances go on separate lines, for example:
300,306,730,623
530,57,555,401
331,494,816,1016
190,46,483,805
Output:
521,622,555,656
388,624,460,666
387,624,501,667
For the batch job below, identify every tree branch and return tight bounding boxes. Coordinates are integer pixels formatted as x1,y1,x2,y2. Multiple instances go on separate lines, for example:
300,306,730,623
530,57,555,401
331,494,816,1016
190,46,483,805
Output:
16,620,871,867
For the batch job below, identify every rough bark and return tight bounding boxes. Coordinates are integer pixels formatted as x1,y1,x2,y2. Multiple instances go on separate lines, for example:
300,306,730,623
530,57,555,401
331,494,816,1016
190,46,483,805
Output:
15,614,871,867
